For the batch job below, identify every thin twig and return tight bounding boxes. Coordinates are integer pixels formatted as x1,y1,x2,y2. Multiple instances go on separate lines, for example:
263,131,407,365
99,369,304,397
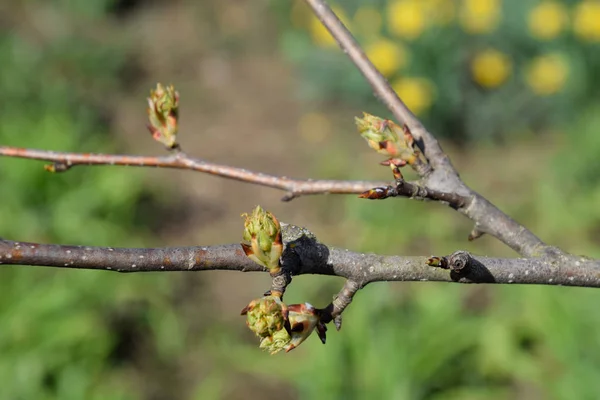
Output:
0,146,386,200
359,179,470,210
319,280,361,329
0,146,473,211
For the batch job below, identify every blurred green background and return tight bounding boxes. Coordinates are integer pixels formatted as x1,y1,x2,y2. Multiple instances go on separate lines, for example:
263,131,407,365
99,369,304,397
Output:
1,0,600,399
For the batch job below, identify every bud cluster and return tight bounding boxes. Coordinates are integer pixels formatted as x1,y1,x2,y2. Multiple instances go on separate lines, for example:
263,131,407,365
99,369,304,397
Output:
240,206,327,354
355,112,419,165
242,297,325,354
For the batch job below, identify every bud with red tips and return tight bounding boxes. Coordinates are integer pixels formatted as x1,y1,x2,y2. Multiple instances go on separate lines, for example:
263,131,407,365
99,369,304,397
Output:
355,112,418,164
358,186,395,200
147,83,179,149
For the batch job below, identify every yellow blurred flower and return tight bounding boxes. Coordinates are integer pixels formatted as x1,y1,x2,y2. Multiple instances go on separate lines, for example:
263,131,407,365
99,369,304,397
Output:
459,0,501,34
573,0,600,42
354,6,383,38
391,77,436,115
309,5,351,48
525,54,568,95
471,49,512,88
528,1,568,40
423,0,456,26
388,0,426,40
365,38,408,77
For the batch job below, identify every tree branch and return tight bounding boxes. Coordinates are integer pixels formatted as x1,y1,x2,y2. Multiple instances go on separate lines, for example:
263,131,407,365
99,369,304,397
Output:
0,0,566,258
302,0,556,258
0,238,264,273
0,0,560,257
1,0,593,354
0,146,474,210
1,226,598,288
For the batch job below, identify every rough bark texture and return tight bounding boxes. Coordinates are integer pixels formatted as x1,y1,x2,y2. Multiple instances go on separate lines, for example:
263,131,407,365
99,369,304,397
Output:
2,225,598,288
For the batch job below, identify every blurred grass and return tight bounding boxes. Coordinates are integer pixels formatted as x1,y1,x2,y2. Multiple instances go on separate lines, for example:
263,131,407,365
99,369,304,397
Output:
2,0,600,400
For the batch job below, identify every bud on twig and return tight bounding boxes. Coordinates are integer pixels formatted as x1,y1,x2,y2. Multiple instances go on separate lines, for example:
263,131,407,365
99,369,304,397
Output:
241,297,325,354
427,256,448,269
241,206,283,274
355,112,419,165
241,296,290,354
358,186,395,199
147,83,179,149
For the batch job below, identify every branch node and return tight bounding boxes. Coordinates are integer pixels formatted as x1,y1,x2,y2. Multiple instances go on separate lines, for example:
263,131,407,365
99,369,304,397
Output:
427,251,472,273
269,267,292,299
448,250,472,273
318,280,360,328
281,192,298,202
468,228,485,241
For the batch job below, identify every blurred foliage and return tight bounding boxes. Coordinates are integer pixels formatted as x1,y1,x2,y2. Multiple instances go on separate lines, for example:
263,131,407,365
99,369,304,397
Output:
273,0,600,142
2,1,600,400
0,1,184,399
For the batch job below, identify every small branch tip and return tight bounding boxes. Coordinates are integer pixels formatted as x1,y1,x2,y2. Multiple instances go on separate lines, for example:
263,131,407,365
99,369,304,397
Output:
468,228,485,241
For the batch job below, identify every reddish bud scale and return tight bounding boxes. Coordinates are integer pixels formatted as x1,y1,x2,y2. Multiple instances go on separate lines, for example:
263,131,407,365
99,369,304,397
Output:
358,186,394,199
391,165,403,181
147,83,179,149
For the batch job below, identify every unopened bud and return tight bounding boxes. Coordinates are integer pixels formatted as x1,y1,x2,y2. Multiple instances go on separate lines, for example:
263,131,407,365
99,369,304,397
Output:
355,112,418,164
241,296,291,354
241,298,326,354
241,206,283,273
147,83,179,149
